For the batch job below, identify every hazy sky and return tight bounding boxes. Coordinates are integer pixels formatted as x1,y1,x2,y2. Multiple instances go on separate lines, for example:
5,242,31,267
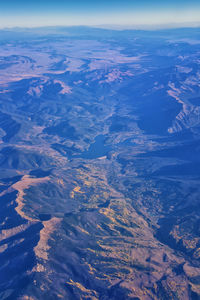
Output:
0,0,200,28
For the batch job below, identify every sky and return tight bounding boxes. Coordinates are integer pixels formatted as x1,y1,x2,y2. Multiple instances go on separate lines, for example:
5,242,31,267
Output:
0,0,200,28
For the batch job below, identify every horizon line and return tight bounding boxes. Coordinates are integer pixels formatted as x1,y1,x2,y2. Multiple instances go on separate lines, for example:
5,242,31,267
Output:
1,21,200,31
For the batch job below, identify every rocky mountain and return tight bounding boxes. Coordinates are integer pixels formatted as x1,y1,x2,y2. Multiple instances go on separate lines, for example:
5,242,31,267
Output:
0,27,200,299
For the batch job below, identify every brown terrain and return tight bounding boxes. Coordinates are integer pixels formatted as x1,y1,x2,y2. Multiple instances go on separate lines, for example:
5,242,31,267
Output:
0,27,199,299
